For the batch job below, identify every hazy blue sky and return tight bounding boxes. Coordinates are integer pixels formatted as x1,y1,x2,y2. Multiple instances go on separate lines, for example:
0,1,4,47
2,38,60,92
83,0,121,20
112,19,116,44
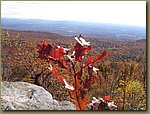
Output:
2,1,146,27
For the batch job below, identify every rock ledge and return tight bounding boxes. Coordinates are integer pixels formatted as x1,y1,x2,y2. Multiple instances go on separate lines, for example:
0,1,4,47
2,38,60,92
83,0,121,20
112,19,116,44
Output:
1,82,75,110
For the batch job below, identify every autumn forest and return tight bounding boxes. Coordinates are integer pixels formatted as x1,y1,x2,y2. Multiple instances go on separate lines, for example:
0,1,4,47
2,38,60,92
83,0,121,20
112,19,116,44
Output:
1,29,146,110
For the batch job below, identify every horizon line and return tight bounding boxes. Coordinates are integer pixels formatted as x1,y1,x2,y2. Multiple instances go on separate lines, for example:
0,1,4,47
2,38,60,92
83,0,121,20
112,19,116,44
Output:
2,17,146,28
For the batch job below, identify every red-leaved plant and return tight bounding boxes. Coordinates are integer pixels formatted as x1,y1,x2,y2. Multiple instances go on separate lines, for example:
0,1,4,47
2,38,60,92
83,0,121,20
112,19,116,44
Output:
88,96,117,110
36,35,109,110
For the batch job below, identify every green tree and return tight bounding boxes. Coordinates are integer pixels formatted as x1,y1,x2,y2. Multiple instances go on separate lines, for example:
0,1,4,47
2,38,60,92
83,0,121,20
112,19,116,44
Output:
125,80,146,110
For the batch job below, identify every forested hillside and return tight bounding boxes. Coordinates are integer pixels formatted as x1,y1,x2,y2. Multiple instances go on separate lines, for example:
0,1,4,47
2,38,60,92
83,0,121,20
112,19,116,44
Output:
1,29,146,110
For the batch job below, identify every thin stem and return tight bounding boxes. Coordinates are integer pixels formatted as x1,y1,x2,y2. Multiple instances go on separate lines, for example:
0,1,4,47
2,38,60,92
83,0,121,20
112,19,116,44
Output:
71,62,82,110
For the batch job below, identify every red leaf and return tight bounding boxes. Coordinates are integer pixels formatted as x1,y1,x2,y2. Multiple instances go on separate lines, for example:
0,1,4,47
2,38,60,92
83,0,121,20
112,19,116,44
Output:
86,50,109,66
36,40,52,59
50,45,65,59
94,50,109,62
37,44,42,50
37,41,69,70
49,46,69,70
51,67,58,78
37,40,65,60
74,42,92,61
86,56,95,66
104,95,111,101
57,76,65,85
43,39,47,46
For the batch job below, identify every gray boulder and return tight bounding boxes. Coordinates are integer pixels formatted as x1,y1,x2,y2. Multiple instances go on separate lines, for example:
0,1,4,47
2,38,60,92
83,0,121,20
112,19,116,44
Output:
59,101,76,110
1,82,75,110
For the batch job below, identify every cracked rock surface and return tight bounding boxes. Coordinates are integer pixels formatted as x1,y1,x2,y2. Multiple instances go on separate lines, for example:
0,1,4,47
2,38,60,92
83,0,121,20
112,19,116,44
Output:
1,82,75,110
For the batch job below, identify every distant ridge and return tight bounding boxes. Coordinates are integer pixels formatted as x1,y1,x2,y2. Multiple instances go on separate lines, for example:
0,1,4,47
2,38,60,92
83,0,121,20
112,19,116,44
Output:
135,39,146,43
1,18,146,41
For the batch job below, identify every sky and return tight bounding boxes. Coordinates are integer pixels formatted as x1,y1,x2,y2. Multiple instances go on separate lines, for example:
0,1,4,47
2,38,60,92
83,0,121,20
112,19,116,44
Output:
1,1,146,27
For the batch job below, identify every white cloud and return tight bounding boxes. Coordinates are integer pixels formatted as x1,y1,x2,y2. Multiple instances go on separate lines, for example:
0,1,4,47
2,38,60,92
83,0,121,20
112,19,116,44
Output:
1,1,146,27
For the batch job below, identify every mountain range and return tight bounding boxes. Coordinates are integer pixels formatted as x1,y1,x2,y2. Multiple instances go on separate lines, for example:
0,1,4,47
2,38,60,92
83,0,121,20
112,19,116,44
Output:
1,18,146,41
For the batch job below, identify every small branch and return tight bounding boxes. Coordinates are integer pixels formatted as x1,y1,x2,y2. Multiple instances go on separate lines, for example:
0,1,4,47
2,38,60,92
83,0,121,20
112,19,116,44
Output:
71,62,82,110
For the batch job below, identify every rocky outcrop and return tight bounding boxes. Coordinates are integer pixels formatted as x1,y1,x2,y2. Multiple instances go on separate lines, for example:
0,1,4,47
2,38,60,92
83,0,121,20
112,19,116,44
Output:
1,82,75,110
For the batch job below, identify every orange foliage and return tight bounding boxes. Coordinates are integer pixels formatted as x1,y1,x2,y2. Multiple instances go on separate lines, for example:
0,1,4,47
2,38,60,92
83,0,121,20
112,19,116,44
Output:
36,35,109,110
